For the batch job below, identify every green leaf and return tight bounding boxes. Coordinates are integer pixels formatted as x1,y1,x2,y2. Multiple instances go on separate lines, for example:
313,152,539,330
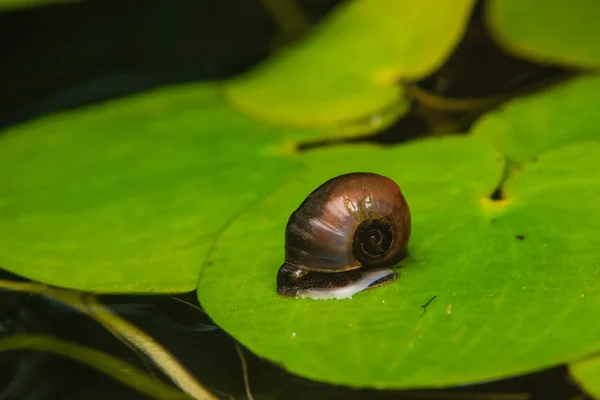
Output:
0,0,80,11
471,75,600,163
0,334,192,400
223,0,475,132
198,138,600,388
0,83,320,293
486,0,600,69
570,355,600,399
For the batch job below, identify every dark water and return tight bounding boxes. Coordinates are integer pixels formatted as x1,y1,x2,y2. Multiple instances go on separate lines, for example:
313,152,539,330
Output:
0,1,587,399
0,268,587,400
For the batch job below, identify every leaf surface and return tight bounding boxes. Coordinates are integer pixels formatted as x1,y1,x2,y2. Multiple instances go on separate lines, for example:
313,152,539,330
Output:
471,75,600,163
199,75,600,387
223,0,475,131
486,0,600,68
0,84,318,292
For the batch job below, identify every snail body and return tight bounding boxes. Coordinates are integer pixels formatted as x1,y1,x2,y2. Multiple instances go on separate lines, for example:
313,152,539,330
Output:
277,172,411,300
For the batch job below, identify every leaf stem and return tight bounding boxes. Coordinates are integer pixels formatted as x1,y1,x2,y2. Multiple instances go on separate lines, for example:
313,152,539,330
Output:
0,334,192,400
0,279,217,400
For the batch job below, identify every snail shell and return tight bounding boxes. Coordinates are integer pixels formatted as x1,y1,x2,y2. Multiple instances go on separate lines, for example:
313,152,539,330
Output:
277,172,411,300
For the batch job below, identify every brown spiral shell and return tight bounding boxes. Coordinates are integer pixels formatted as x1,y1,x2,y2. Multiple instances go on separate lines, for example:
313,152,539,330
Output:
277,172,411,298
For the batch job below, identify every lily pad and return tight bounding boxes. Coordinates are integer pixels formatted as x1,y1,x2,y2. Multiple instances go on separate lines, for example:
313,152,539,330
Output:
197,136,600,388
570,355,600,399
486,0,600,69
0,83,321,293
223,0,475,131
471,75,600,163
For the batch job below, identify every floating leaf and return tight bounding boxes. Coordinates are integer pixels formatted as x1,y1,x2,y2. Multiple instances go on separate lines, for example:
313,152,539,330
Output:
0,83,320,293
471,75,600,163
199,68,600,388
486,0,600,69
223,0,475,132
197,135,600,388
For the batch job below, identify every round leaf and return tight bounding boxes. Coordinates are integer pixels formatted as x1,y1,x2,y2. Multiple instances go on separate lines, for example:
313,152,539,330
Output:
223,0,475,131
197,138,600,388
0,83,320,293
486,0,600,69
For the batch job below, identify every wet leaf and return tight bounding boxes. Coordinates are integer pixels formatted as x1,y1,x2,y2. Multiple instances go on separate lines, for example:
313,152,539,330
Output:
223,0,475,132
486,0,600,69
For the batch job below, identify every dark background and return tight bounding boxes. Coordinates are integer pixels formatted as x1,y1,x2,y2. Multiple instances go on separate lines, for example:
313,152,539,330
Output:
0,0,341,130
0,1,588,399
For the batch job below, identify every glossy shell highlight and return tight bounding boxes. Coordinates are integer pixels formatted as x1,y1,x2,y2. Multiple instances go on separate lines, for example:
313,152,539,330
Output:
283,172,411,272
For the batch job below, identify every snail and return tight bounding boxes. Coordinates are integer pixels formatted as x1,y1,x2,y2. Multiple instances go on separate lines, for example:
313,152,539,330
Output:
277,172,411,300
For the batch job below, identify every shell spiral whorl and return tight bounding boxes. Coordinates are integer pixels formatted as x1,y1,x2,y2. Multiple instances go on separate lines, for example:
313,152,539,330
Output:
277,172,411,300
